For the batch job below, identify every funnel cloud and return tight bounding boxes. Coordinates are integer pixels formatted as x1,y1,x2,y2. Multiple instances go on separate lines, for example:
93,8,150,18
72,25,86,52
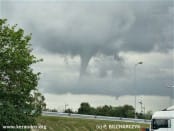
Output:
1,0,174,97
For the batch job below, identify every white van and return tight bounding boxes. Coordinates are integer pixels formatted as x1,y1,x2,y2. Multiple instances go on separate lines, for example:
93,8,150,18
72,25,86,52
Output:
151,110,174,131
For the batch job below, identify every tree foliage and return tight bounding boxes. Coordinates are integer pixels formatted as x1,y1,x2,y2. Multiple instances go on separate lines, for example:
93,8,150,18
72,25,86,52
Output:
78,103,91,114
64,108,73,113
77,102,152,119
0,19,45,129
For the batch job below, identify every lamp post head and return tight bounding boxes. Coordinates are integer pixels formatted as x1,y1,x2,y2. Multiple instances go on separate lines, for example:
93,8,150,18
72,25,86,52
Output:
138,61,143,64
167,85,174,88
135,61,143,66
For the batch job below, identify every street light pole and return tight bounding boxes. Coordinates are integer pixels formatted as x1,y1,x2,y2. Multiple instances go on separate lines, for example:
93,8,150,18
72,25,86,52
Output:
139,100,143,114
143,105,145,115
134,61,143,119
167,85,174,106
65,104,68,112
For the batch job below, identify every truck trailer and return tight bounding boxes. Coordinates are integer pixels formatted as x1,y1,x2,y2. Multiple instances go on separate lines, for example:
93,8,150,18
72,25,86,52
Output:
151,110,174,131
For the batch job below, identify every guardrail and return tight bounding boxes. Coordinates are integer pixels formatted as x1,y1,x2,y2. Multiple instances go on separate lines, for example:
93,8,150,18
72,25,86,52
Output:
42,111,151,124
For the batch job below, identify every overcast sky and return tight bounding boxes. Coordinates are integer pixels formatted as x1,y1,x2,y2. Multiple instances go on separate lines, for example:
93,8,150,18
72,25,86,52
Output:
0,0,174,112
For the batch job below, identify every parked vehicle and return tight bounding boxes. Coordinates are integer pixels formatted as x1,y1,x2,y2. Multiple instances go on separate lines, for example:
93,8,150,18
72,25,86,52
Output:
151,110,174,131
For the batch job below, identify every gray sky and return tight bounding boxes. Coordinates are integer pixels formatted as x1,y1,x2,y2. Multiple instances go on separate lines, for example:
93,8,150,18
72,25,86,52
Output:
1,0,174,112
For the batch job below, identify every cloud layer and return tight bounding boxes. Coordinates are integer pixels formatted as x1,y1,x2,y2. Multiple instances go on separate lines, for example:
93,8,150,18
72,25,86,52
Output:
1,0,174,97
2,0,173,76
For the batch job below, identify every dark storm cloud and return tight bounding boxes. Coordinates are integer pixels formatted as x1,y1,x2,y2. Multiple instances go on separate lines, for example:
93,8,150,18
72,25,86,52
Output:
1,0,174,97
40,70,172,97
33,2,134,76
122,2,174,52
2,0,173,76
31,0,173,75
1,1,173,53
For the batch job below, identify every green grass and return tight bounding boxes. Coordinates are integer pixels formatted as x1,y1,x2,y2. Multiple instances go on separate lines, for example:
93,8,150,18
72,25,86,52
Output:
36,116,150,131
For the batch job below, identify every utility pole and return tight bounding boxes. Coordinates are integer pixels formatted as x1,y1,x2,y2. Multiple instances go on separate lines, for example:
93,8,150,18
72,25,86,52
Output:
167,85,174,106
65,104,68,112
134,61,143,119
143,105,145,115
139,100,143,114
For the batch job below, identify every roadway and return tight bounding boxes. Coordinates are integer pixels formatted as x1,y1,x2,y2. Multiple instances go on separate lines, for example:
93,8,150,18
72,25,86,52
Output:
42,111,151,124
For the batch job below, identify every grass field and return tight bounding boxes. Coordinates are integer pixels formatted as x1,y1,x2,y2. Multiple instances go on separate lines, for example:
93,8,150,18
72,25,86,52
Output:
36,116,150,131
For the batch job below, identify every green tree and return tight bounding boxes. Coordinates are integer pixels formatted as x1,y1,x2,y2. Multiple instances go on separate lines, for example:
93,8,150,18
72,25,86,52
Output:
64,108,73,113
78,102,91,114
32,91,46,115
90,107,96,115
0,19,45,129
110,105,134,118
111,106,124,117
122,105,134,118
144,110,152,120
96,105,112,116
